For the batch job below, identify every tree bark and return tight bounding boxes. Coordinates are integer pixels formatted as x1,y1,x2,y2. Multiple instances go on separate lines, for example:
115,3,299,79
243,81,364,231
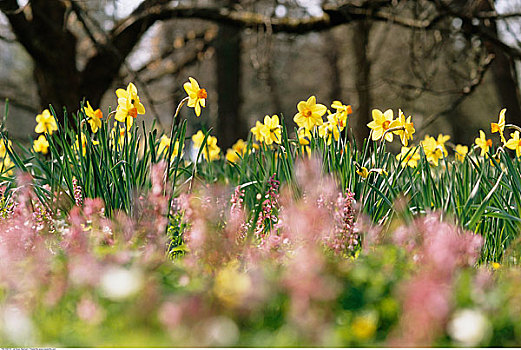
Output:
351,20,372,148
214,0,245,149
480,1,521,124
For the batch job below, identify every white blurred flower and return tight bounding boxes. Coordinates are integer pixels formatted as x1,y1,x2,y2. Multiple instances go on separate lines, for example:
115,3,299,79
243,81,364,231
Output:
202,316,239,346
100,266,143,301
448,309,491,346
1,306,35,345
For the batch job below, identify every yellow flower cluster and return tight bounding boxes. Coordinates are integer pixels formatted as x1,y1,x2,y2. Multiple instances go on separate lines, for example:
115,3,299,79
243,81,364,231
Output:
226,139,248,164
192,130,221,162
115,82,145,127
0,139,13,175
488,108,521,157
367,109,415,146
158,135,183,161
33,109,57,155
251,115,283,145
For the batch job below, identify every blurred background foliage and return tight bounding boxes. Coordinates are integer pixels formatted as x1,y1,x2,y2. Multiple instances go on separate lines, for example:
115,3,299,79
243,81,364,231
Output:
1,0,521,149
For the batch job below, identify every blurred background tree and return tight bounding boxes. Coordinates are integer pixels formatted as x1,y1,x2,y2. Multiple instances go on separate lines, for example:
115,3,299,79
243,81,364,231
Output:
1,0,521,147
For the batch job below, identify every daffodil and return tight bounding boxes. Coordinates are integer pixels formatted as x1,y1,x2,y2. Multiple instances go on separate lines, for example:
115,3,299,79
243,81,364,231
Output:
183,77,207,117
390,109,415,146
293,96,327,130
157,135,182,160
0,156,13,176
367,109,394,142
115,82,145,125
260,115,282,145
455,144,468,162
33,135,49,155
396,146,420,168
298,127,312,157
436,133,450,156
491,108,507,144
192,130,220,162
330,101,352,129
250,121,265,143
318,121,340,145
0,139,11,158
357,167,369,179
35,109,58,135
421,135,444,166
226,139,247,163
110,122,131,147
475,130,492,157
75,132,99,156
84,101,103,133
505,131,521,157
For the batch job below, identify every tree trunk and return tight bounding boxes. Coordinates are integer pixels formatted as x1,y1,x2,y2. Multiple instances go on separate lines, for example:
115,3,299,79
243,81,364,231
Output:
215,0,245,149
351,20,372,148
477,0,521,124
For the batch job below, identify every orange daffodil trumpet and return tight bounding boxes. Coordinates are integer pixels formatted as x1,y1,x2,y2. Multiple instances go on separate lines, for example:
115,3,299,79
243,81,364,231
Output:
184,77,207,117
115,82,145,125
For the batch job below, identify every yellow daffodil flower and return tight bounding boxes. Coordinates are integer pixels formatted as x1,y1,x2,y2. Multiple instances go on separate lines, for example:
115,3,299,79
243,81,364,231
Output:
115,82,145,125
0,139,11,158
396,146,420,168
35,109,58,135
157,135,182,160
250,121,265,143
357,166,369,179
0,156,13,175
75,132,99,156
491,108,507,144
110,122,131,147
293,96,327,130
260,115,282,145
367,109,394,142
436,133,450,156
33,135,49,155
318,121,340,145
421,135,444,166
84,101,103,133
390,109,415,146
330,101,352,129
475,130,493,157
192,130,220,162
226,139,248,163
297,127,312,157
455,144,468,162
505,131,521,157
183,77,207,117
